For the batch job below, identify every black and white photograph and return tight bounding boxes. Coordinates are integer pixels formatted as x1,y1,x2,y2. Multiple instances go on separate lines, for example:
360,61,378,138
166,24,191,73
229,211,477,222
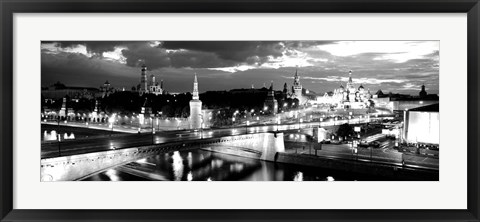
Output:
40,40,439,181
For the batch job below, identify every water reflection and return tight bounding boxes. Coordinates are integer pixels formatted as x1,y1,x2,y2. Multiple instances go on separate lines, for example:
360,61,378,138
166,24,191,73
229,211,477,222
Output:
83,149,380,181
293,171,304,181
42,130,75,141
171,151,184,181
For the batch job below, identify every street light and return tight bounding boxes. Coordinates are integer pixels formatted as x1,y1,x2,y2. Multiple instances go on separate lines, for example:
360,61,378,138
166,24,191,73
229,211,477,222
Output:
276,117,281,131
354,126,365,161
57,133,62,157
108,114,115,137
246,120,250,134
198,114,204,139
177,119,181,130
151,117,155,144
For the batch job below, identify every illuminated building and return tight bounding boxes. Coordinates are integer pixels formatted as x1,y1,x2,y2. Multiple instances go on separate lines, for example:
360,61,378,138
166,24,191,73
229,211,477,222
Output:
148,75,164,96
316,70,372,109
59,97,67,118
139,64,164,95
138,98,153,125
264,82,278,114
402,103,439,145
189,73,203,129
291,68,306,106
91,100,99,122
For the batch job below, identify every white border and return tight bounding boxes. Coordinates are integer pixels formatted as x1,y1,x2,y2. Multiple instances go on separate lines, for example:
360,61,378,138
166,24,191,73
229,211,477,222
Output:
14,13,467,209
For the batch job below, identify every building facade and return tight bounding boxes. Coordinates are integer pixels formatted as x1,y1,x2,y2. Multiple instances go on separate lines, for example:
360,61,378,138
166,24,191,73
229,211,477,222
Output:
42,82,99,100
402,103,439,145
99,80,115,98
148,75,164,95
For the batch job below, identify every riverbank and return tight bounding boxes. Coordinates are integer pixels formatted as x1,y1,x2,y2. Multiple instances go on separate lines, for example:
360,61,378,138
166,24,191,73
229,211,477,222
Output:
275,152,438,181
202,145,438,181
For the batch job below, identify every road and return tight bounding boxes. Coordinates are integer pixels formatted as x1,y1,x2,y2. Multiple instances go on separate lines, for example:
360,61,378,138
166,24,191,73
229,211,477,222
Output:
286,139,438,170
42,114,387,134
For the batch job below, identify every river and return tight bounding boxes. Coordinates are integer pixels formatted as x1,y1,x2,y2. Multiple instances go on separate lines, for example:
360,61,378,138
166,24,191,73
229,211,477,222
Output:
82,149,385,181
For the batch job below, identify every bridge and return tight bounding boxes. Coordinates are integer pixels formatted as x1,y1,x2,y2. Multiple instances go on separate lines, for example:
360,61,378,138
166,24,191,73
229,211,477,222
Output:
41,131,285,181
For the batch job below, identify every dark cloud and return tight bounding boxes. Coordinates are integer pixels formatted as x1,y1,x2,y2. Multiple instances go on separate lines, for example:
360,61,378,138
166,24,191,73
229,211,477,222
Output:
43,41,298,70
120,42,239,70
41,51,139,88
284,41,337,49
160,41,284,62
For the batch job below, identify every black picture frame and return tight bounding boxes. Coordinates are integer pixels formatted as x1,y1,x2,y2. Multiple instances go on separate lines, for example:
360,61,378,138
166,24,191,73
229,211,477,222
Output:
1,0,479,221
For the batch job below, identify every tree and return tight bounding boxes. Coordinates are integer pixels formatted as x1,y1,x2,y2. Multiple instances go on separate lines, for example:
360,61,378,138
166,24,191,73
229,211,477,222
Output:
336,123,354,139
368,99,375,108
161,105,174,117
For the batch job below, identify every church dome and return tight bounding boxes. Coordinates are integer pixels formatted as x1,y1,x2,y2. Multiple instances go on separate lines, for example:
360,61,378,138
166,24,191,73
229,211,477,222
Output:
358,85,364,90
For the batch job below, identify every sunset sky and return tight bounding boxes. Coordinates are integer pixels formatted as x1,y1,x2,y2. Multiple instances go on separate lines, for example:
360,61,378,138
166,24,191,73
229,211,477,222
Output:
41,41,439,95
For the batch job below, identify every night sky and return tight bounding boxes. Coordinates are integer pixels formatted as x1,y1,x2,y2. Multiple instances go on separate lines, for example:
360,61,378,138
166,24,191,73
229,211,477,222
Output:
41,41,439,95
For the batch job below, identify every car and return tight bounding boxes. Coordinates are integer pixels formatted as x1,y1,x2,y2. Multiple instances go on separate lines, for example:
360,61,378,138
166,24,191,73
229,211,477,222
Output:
330,140,341,145
358,141,369,148
369,141,381,148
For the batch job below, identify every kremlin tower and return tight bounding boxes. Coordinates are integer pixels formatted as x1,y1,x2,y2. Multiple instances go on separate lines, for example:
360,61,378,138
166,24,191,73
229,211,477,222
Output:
189,73,202,129
264,81,278,114
292,68,304,106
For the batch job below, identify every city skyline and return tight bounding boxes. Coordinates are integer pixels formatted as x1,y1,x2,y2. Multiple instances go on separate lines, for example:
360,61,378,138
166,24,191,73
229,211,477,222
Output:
41,41,439,95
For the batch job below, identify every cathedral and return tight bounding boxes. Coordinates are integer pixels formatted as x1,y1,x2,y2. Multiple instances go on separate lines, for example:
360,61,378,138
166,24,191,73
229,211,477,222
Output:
138,64,164,95
317,70,373,109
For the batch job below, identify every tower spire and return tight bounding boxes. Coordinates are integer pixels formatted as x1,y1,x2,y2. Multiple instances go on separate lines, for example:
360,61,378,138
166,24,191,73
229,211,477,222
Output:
192,72,199,100
268,81,275,98
294,66,300,86
348,70,353,83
